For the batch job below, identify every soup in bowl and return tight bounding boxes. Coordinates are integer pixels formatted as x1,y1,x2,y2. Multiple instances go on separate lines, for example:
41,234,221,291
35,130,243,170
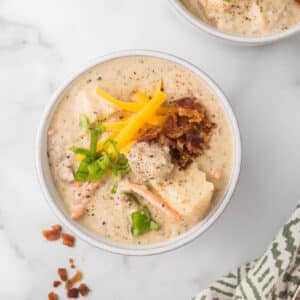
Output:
170,0,300,45
36,50,241,255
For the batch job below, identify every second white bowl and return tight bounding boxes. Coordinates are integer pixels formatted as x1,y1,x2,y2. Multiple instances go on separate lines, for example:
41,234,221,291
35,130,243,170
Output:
169,0,300,46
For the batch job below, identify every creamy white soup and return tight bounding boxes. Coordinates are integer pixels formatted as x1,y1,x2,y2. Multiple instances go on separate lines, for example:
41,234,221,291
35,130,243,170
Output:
47,56,234,245
181,0,300,36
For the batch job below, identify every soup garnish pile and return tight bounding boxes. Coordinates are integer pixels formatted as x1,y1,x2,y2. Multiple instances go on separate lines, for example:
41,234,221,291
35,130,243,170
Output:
62,81,214,237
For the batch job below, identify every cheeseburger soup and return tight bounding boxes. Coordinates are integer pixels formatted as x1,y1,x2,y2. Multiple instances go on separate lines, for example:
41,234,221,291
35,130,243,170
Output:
47,56,234,245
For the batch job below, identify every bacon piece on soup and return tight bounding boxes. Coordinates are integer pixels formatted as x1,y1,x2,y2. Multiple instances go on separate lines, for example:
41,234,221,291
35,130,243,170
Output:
175,97,205,123
139,98,215,169
139,126,161,142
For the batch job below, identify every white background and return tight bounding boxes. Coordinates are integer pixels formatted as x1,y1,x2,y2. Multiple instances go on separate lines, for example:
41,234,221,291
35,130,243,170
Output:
0,1,299,299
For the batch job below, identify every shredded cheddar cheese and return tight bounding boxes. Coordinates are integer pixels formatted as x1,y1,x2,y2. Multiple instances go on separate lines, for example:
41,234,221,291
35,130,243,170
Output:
95,81,169,153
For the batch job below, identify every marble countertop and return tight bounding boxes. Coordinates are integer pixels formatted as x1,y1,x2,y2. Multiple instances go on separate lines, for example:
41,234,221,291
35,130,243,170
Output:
1,1,300,299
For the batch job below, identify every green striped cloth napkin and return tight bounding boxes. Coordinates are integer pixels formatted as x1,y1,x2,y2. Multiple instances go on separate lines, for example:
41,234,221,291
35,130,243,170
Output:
194,203,300,300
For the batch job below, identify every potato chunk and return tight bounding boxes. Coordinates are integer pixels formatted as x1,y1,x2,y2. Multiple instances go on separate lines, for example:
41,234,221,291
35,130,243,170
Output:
150,163,214,221
198,0,289,34
75,83,116,121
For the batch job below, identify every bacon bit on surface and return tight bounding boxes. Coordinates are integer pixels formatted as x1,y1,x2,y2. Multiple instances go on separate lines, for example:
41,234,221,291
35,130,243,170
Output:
52,224,62,231
61,232,76,247
53,280,61,288
69,258,76,269
213,169,222,180
48,291,59,300
78,283,90,296
67,288,79,298
58,268,68,282
42,224,62,241
65,270,83,289
44,228,91,298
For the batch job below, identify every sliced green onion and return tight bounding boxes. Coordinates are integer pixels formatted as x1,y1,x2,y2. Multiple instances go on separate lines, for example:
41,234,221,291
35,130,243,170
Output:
74,158,91,182
87,153,110,182
72,115,130,183
97,153,110,170
92,120,105,134
89,129,98,158
87,160,100,175
79,114,90,132
102,139,118,157
150,220,160,231
131,207,160,237
70,146,91,156
110,154,130,179
121,191,140,205
111,183,118,194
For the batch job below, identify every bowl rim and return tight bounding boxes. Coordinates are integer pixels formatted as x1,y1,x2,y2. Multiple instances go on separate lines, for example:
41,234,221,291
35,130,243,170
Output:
169,0,300,45
36,49,242,256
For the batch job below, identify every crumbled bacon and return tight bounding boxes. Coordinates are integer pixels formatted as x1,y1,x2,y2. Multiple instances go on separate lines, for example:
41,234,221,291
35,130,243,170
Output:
139,126,161,142
78,283,90,296
48,291,59,300
175,98,205,123
61,232,76,247
53,280,61,288
67,288,79,298
43,230,91,299
58,268,68,281
139,98,215,168
185,128,203,155
65,270,83,290
175,97,204,111
158,134,177,148
42,224,62,241
69,258,76,269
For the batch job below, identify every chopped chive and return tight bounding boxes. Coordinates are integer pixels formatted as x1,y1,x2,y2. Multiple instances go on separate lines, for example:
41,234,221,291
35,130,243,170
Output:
111,183,118,194
70,146,90,156
79,114,90,132
89,129,98,158
131,207,160,237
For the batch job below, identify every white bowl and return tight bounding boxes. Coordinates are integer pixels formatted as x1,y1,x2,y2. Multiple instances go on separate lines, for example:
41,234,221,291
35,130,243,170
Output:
169,0,300,46
36,50,242,256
